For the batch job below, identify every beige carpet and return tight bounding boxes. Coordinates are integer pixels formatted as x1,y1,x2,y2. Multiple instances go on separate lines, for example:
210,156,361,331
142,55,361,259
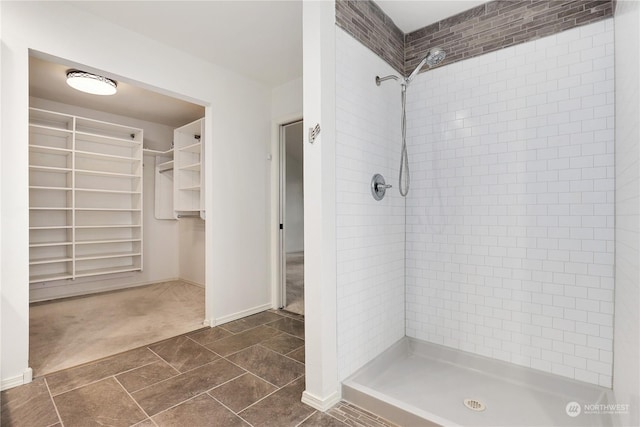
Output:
29,280,205,376
285,252,304,315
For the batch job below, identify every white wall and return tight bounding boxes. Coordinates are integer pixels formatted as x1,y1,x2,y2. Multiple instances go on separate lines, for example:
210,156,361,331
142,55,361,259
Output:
406,20,615,387
285,122,304,253
179,218,205,286
613,1,640,425
28,97,181,301
272,77,303,121
334,28,405,381
269,78,304,308
0,0,4,390
301,0,340,411
1,1,272,388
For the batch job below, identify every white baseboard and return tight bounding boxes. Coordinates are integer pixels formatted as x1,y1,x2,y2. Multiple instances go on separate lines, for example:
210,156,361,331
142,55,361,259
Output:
214,303,273,326
301,389,341,412
1,368,33,391
28,277,202,303
179,278,204,288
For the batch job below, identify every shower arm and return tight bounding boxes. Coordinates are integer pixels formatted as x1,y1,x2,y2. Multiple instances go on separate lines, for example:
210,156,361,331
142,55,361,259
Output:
375,75,400,86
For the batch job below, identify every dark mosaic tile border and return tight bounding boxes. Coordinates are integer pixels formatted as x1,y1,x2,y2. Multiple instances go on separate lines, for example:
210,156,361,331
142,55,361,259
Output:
404,0,614,76
335,0,614,78
335,0,405,74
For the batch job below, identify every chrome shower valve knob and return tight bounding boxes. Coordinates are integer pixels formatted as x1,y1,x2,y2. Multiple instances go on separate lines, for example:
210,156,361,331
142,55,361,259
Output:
371,173,392,201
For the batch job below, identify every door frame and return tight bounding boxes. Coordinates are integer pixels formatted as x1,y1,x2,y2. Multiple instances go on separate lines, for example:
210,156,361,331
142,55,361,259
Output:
270,116,303,310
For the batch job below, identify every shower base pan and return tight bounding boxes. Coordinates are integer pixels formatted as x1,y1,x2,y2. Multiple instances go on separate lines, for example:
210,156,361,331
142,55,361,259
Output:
342,338,615,427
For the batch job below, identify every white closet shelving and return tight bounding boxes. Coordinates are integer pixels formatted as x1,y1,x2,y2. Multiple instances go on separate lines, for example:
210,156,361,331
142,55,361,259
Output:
29,108,143,283
173,118,204,219
143,147,174,220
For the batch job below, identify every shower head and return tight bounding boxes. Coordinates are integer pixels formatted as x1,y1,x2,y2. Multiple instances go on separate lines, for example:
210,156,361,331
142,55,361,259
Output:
426,47,446,67
405,47,446,84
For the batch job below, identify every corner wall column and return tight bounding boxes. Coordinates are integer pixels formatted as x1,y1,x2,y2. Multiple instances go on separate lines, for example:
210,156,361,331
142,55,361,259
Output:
301,0,340,411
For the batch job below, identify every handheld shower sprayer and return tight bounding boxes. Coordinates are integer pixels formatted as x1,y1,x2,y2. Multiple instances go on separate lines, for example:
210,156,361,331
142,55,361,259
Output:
375,47,446,197
405,47,446,84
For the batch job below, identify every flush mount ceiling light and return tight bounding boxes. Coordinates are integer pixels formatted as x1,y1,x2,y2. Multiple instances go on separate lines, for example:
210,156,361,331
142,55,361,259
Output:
66,70,117,95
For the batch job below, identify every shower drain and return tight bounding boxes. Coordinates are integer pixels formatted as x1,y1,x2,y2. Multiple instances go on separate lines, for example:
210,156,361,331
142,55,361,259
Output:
463,399,486,412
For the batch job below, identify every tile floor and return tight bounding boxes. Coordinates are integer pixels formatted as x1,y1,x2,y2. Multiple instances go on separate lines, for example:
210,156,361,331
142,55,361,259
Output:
2,310,396,427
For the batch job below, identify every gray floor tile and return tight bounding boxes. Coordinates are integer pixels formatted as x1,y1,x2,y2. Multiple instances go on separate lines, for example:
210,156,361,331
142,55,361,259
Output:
220,311,284,333
131,358,244,416
261,334,304,355
153,393,249,426
270,317,305,339
287,345,305,363
149,335,218,372
0,378,59,427
53,377,146,427
188,326,233,347
116,360,179,393
208,372,277,412
239,377,314,426
46,347,159,396
227,345,304,387
205,325,282,356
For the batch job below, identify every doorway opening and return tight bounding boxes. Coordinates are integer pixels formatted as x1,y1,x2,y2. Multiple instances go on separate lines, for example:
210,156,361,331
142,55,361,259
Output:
28,53,207,376
279,120,304,315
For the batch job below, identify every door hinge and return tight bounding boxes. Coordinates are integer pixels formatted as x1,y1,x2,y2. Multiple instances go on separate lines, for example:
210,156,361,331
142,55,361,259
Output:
279,224,283,230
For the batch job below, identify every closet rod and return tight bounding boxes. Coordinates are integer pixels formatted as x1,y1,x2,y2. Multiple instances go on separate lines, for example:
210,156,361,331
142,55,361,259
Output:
159,167,174,173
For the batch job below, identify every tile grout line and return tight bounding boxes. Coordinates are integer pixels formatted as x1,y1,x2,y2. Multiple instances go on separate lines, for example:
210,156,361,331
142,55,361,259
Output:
255,343,305,367
43,377,65,427
148,418,160,427
220,348,282,389
335,402,397,427
35,313,308,426
145,391,211,422
213,335,283,359
127,353,235,396
145,347,183,375
216,313,287,335
134,313,304,423
207,369,251,391
236,373,305,414
206,392,257,427
113,376,153,424
137,368,249,416
45,349,167,397
326,411,353,426
295,410,318,427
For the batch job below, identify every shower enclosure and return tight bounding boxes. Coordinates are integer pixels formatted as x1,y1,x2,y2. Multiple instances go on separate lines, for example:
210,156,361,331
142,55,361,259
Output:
334,8,632,426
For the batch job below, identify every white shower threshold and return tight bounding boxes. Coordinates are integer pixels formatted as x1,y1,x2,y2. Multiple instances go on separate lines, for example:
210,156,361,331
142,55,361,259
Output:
342,338,615,427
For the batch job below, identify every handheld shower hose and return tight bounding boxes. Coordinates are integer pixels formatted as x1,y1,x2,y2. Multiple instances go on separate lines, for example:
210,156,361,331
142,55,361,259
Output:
376,47,446,197
399,84,409,197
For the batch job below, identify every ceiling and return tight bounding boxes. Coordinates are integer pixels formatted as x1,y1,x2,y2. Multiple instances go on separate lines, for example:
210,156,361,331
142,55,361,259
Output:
377,1,486,33
29,56,205,128
69,1,303,89
32,1,483,126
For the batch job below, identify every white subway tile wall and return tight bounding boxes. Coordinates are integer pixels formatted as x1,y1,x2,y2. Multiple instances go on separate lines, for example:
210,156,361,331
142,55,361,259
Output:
405,19,615,387
336,28,405,380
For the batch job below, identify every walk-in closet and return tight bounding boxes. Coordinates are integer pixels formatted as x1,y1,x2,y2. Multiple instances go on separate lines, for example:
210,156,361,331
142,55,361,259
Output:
28,55,207,376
